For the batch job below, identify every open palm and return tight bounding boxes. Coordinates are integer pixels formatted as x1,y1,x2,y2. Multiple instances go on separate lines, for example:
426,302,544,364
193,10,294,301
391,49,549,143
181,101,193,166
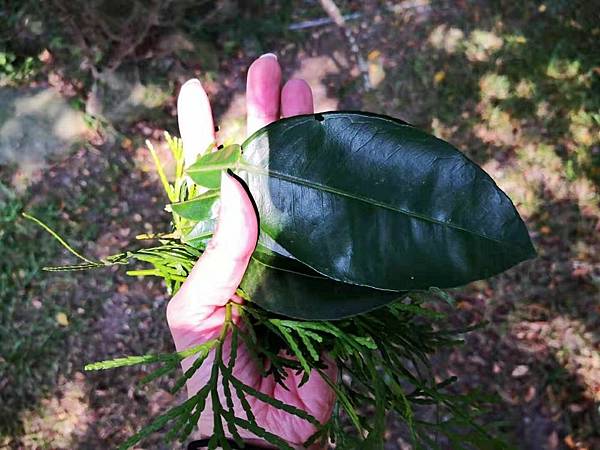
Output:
166,54,335,449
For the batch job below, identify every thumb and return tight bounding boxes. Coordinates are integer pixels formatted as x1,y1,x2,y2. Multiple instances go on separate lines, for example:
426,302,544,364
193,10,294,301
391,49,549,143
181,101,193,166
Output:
166,171,259,344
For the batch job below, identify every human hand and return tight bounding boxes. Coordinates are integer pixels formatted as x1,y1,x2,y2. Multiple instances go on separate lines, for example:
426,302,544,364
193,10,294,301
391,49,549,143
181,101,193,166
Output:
166,54,336,448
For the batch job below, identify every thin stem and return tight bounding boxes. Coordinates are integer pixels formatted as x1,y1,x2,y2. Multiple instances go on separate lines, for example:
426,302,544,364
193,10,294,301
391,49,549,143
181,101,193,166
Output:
23,212,98,265
147,139,176,203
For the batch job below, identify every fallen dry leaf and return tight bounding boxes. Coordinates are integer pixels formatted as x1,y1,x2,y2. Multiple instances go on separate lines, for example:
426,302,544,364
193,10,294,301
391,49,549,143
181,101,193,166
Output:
434,70,446,85
55,312,69,327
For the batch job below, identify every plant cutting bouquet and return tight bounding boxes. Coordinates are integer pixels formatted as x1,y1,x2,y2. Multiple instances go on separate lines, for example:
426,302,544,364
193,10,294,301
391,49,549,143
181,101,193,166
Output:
28,57,535,449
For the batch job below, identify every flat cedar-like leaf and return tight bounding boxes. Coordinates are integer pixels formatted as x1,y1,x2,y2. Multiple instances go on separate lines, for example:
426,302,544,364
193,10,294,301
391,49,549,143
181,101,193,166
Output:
170,191,219,221
238,111,535,291
187,144,241,189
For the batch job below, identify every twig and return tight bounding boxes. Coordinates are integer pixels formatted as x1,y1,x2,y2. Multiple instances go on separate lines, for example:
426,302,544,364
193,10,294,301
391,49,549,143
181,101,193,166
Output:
288,12,362,30
317,0,370,91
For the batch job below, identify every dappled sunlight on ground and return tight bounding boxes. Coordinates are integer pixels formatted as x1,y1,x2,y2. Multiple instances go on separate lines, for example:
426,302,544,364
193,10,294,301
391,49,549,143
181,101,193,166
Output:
16,374,91,448
511,316,600,402
290,54,341,112
354,1,599,447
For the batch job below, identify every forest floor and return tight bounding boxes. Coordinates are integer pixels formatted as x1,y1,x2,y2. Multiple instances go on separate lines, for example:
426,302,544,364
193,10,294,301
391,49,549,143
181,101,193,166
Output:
1,1,598,449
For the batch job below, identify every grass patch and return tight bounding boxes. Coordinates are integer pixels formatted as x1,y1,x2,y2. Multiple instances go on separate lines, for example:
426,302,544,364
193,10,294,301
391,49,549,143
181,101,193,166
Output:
0,181,80,437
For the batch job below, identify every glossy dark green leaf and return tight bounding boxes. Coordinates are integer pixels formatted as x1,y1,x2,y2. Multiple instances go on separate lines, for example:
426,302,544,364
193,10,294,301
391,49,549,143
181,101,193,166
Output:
240,246,402,320
170,191,219,221
187,144,241,189
240,111,535,291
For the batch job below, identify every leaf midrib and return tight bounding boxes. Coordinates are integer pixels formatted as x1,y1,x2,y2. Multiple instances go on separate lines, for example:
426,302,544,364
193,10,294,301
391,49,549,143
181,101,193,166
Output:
239,162,519,249
187,163,235,175
184,158,526,251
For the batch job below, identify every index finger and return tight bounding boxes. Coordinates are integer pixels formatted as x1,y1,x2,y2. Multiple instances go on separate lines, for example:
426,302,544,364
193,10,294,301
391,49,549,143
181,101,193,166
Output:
177,78,216,166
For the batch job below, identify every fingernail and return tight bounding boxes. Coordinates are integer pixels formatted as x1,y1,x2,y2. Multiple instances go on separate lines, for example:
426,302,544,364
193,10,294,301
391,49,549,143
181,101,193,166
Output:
182,78,201,88
259,53,278,60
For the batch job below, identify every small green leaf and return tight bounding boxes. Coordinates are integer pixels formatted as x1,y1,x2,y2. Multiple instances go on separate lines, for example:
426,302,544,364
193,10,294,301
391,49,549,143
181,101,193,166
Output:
187,144,241,188
170,191,219,221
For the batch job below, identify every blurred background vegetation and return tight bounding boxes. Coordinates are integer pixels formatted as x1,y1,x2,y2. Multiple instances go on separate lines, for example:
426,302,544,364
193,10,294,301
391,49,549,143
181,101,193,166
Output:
0,0,598,448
